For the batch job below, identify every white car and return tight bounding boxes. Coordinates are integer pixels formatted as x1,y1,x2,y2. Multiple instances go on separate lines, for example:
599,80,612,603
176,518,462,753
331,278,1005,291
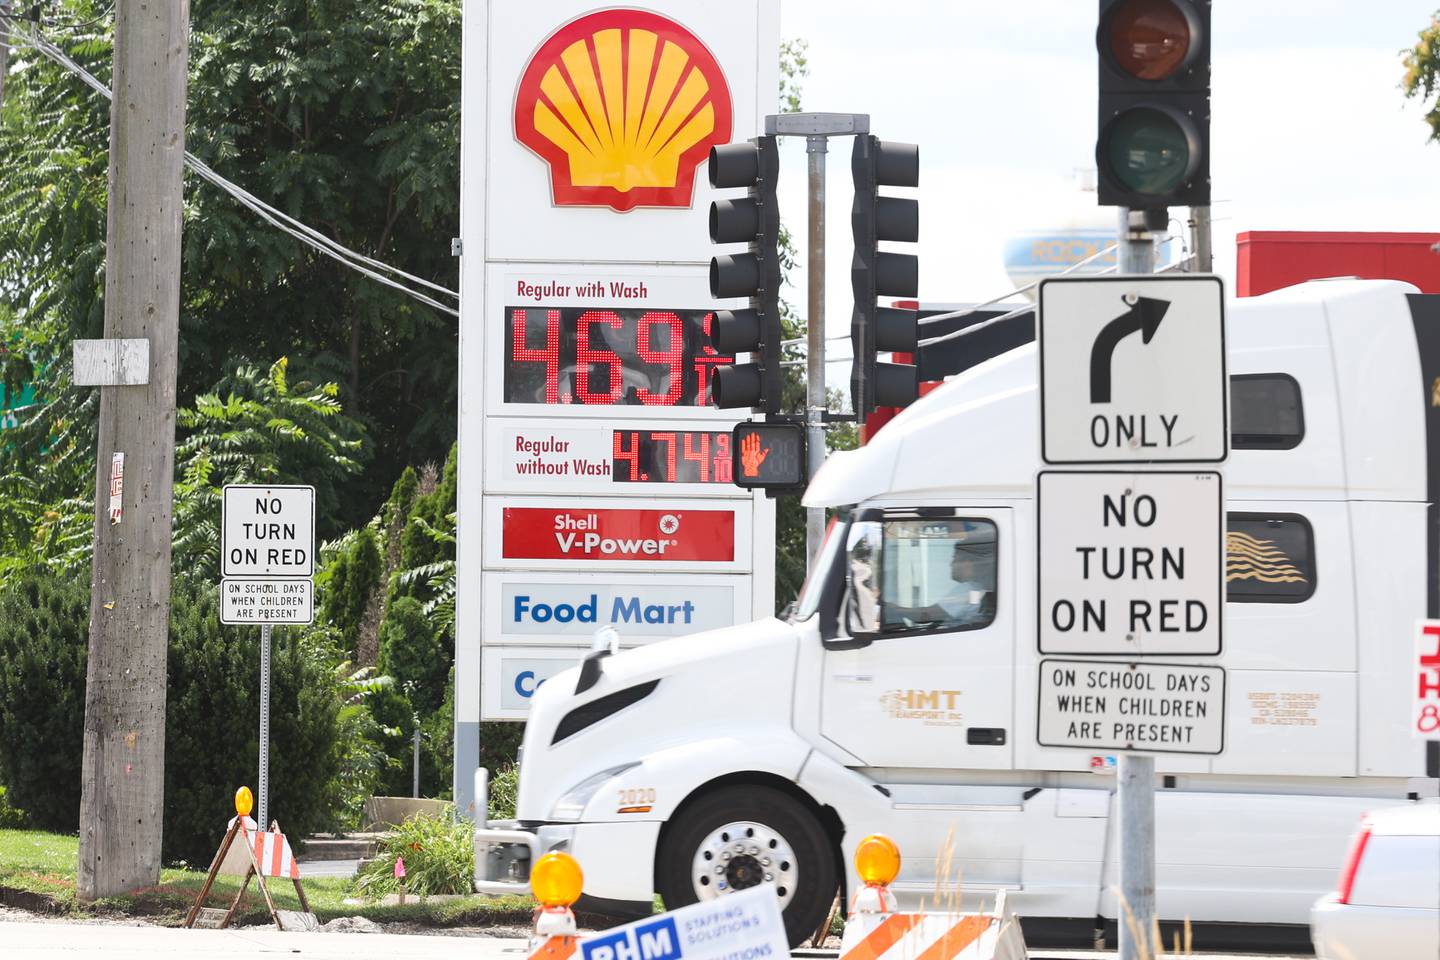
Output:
1310,800,1439,959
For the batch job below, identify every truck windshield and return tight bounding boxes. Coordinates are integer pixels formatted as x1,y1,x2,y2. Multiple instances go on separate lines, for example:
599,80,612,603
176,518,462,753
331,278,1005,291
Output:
791,515,849,622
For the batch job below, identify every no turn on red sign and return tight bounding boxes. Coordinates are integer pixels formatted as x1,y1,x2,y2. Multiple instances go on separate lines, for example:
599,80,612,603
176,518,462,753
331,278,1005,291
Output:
1037,471,1223,657
221,485,315,626
222,485,315,577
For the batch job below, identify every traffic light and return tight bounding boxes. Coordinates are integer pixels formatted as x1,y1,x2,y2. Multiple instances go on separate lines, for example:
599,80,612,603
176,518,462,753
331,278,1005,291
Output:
708,136,783,416
850,134,919,420
732,421,806,491
1096,0,1210,209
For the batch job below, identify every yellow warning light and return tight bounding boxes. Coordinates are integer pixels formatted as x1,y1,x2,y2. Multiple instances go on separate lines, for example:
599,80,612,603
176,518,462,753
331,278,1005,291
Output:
854,834,901,886
234,786,254,818
531,851,584,907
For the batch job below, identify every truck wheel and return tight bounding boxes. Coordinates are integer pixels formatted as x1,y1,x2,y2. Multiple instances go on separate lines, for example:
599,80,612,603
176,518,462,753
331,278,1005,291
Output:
657,785,837,948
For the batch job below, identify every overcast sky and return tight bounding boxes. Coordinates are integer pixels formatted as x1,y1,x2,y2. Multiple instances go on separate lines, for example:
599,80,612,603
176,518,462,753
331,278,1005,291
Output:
774,0,1440,379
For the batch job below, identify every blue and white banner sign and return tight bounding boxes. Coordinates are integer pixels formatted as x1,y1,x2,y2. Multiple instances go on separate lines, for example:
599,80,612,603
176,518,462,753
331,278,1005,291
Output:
578,887,788,960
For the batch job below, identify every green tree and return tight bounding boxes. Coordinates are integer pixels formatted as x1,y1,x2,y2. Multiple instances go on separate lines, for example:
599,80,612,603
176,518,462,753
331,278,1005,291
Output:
377,596,447,713
172,357,369,578
0,1,462,538
1403,13,1440,139
319,525,384,661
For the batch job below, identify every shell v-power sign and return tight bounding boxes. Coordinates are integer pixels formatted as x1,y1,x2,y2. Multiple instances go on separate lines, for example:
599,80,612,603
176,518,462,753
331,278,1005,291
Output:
452,0,779,806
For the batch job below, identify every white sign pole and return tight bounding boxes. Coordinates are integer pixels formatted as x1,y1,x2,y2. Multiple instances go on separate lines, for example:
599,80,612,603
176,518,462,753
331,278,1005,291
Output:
259,621,272,828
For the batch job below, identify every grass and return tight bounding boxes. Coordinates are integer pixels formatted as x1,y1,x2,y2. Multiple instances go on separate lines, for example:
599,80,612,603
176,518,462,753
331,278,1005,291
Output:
0,828,536,928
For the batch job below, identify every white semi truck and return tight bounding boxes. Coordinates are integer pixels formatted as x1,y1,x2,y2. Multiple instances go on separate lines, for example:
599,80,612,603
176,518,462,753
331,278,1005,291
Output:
474,279,1440,946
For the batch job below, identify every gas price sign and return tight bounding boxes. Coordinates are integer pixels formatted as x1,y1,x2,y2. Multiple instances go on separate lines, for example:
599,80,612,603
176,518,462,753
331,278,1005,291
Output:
612,430,734,484
506,306,733,406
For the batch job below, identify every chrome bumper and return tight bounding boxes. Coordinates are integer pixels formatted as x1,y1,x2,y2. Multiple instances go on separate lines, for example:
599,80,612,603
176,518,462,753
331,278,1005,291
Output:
472,767,575,896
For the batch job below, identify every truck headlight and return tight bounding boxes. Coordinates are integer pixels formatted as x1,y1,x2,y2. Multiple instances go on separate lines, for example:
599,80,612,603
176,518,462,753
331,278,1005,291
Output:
549,762,641,822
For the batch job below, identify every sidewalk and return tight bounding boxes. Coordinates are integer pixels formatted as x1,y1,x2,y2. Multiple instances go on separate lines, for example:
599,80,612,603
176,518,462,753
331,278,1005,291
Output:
0,919,532,959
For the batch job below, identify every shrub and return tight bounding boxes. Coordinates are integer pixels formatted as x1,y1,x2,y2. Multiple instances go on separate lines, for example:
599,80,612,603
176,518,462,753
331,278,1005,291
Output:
481,721,524,775
0,569,343,862
369,682,420,798
488,766,518,822
0,784,29,828
353,811,472,898
326,665,402,831
320,526,383,658
0,569,89,830
419,669,455,799
399,448,456,578
163,577,341,865
377,597,447,714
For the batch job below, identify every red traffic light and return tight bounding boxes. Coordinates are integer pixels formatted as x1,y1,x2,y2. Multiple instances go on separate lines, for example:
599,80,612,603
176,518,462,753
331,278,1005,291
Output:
1105,0,1197,82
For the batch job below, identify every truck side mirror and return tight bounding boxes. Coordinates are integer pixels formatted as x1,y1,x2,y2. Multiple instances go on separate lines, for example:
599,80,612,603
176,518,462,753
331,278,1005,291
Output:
843,520,883,639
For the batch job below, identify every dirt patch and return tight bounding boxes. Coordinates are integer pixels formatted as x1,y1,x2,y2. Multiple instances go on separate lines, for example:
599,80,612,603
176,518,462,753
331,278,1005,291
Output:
0,886,67,915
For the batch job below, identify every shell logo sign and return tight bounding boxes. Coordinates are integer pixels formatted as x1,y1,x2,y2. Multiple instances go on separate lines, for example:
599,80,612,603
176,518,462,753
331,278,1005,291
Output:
514,9,733,212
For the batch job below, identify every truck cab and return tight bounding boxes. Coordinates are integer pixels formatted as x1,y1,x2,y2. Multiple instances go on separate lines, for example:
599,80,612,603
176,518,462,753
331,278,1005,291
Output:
475,279,1440,947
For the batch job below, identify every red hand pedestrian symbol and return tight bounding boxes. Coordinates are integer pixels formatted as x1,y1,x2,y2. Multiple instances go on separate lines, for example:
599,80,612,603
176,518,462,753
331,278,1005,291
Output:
740,432,769,478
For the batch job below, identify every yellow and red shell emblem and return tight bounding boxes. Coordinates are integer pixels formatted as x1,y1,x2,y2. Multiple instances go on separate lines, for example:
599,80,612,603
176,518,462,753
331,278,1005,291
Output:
514,9,733,212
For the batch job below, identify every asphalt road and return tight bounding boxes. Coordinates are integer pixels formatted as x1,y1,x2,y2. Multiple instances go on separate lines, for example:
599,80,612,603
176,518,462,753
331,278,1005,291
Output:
296,858,362,879
0,918,1314,960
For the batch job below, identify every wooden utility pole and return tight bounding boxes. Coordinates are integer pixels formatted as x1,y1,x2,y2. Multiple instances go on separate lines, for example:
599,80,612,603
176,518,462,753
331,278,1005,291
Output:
77,0,188,900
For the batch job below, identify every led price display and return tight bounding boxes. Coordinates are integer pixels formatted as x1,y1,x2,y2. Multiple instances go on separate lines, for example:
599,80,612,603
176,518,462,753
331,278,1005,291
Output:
506,306,734,406
612,430,734,484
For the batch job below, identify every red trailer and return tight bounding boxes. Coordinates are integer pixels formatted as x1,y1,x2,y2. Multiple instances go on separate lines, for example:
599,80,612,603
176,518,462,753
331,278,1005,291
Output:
1238,231,1440,297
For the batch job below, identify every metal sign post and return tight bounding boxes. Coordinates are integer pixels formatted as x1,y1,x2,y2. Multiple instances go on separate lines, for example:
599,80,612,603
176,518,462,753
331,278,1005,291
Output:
1111,210,1157,960
805,133,827,567
259,622,271,827
765,113,871,570
1117,210,1158,960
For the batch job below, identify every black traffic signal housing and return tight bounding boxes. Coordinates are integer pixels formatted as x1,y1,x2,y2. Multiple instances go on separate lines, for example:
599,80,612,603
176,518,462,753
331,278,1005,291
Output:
1096,0,1210,209
732,420,806,492
708,136,783,417
851,134,919,420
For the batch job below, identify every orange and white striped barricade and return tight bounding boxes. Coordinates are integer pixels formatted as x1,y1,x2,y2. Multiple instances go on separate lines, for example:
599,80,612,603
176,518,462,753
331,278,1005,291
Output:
185,792,313,932
839,890,1027,960
253,824,302,882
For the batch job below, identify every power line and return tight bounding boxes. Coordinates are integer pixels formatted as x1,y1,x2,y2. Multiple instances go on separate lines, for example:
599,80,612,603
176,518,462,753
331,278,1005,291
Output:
9,23,460,317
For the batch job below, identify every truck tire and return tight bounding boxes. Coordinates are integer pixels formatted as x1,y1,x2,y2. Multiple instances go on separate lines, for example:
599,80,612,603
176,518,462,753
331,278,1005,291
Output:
657,785,837,948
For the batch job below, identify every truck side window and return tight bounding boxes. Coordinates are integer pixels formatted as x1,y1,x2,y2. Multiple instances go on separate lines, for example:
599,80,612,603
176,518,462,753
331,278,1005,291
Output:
1227,513,1316,603
880,518,998,632
1231,374,1304,449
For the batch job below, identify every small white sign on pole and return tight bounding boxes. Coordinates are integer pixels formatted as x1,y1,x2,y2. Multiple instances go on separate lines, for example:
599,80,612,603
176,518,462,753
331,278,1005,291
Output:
577,885,788,960
1037,470,1223,656
1415,620,1440,739
1038,275,1227,464
1037,659,1226,755
222,485,315,577
220,578,314,626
